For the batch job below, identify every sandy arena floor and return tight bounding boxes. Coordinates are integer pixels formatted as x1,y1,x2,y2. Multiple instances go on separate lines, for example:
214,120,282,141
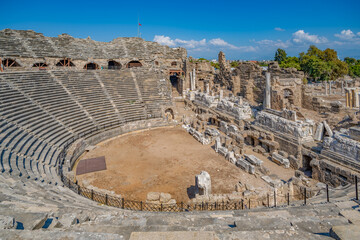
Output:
75,126,293,202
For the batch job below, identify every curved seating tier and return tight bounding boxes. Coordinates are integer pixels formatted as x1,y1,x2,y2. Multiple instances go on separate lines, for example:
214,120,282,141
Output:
0,69,171,185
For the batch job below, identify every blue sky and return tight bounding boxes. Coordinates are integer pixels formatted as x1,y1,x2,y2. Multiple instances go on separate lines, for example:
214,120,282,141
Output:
1,0,359,60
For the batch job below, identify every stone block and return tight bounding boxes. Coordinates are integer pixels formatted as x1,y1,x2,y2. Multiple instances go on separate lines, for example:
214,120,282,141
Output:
323,121,333,137
195,171,211,196
0,215,14,229
147,192,160,201
272,152,290,168
314,123,324,141
244,154,263,166
160,193,172,203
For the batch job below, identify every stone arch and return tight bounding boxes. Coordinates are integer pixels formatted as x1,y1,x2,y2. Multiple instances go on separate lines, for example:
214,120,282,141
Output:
83,62,99,70
126,60,142,68
108,60,121,70
56,58,75,67
32,62,48,68
164,108,174,120
2,58,20,67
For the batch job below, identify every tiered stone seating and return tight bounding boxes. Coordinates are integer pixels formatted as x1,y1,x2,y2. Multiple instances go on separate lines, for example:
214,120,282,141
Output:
0,80,69,183
6,71,97,136
0,68,170,185
134,69,172,117
53,71,122,127
97,70,147,122
0,29,30,57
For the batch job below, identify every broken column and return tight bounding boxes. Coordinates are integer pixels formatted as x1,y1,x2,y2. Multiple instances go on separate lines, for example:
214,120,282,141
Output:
314,123,324,141
264,72,271,109
215,137,221,152
193,68,196,90
195,171,211,196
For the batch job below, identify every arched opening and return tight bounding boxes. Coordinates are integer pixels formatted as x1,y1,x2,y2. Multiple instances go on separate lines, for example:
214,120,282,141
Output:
83,62,99,70
56,59,75,67
169,71,182,95
165,108,174,120
154,61,159,66
2,59,20,68
302,155,312,177
171,61,177,67
108,60,121,70
32,62,48,68
127,61,142,68
283,88,294,105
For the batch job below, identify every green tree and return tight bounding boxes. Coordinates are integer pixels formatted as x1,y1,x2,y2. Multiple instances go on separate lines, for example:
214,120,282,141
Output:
211,62,220,69
306,45,324,59
279,56,301,70
344,57,357,66
274,48,287,64
323,48,338,62
230,61,239,68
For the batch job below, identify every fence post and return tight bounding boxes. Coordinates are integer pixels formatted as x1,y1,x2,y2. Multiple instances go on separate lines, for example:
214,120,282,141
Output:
267,194,270,207
304,188,307,205
91,189,94,200
249,199,251,209
287,193,290,206
105,194,108,205
274,191,276,207
181,201,184,212
121,198,125,209
222,200,224,210
326,184,329,202
214,202,217,210
161,203,163,212
241,199,244,210
77,185,80,195
140,201,143,211
235,202,237,210
356,176,359,201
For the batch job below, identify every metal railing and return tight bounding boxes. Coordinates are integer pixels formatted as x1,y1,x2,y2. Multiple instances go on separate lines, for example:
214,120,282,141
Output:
59,169,360,212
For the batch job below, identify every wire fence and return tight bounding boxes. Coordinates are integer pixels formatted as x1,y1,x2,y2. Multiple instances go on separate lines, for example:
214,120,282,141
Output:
60,170,353,212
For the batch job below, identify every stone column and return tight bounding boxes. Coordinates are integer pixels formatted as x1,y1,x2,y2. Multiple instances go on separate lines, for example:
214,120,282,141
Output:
193,68,196,90
341,81,344,94
205,82,210,94
219,90,223,101
325,82,328,95
264,72,271,109
329,81,332,95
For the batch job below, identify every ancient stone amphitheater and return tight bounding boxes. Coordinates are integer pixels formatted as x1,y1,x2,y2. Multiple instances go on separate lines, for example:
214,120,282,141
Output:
0,29,359,239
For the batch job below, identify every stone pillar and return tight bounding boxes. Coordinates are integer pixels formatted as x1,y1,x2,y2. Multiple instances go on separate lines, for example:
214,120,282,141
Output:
193,68,196,90
325,82,328,95
264,72,271,109
219,90,223,101
329,81,332,95
205,82,210,94
341,81,344,94
189,72,194,91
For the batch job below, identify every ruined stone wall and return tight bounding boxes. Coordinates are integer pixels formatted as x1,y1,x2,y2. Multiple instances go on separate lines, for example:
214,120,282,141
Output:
0,29,187,71
236,62,265,104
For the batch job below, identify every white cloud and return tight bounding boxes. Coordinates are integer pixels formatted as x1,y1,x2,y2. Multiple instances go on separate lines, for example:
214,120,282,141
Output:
358,32,360,37
335,29,356,40
209,38,239,49
256,39,291,48
292,30,327,44
153,35,175,46
174,38,206,49
153,35,255,52
274,27,285,32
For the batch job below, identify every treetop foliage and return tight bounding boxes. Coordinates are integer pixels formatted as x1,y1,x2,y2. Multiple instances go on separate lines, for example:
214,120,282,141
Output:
274,45,357,81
